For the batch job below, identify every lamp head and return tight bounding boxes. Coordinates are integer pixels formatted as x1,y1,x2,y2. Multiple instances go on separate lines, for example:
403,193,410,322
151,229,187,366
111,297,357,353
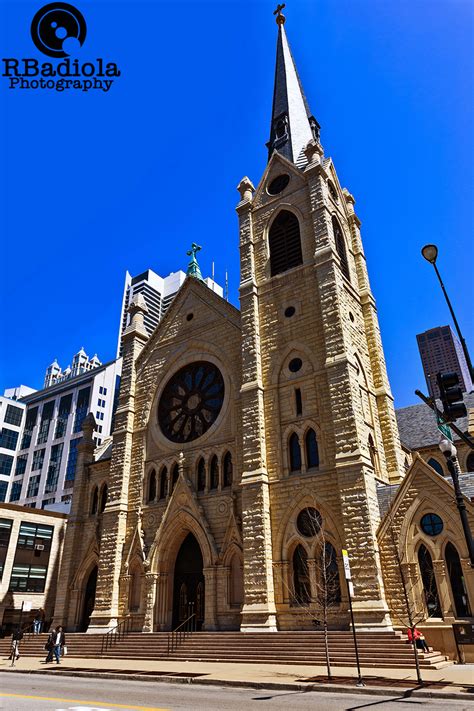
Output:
439,437,456,457
421,244,438,264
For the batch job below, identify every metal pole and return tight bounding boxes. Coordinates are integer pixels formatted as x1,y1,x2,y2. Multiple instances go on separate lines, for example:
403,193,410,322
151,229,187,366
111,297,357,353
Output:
443,451,474,567
346,580,364,687
432,262,474,384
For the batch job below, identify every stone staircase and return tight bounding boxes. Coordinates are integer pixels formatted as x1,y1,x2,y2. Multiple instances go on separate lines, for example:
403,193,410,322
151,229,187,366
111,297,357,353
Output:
0,631,451,669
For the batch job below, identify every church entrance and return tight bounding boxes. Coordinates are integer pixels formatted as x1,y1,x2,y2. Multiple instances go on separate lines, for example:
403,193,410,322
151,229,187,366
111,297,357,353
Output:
172,533,204,630
79,566,98,632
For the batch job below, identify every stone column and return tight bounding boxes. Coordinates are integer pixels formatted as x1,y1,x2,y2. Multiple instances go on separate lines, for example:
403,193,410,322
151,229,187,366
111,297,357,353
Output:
154,572,169,631
307,559,318,603
119,574,132,616
432,559,452,619
203,567,218,630
237,177,277,632
142,573,158,633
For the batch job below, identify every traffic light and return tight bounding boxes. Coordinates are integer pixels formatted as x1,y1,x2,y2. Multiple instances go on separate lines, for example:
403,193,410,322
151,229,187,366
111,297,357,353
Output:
437,372,467,422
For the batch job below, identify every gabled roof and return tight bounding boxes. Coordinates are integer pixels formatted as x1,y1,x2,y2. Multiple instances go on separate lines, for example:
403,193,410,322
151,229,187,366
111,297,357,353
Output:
395,392,474,450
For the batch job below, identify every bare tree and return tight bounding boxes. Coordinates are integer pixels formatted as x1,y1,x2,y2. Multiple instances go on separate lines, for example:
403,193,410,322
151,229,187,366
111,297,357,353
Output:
383,514,440,685
278,508,343,680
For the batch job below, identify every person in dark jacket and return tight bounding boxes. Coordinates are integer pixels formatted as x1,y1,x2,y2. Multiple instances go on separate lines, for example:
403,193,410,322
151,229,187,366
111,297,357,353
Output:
51,625,66,664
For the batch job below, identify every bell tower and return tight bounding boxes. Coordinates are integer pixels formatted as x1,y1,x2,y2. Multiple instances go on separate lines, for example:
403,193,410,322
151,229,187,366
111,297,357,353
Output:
237,8,405,629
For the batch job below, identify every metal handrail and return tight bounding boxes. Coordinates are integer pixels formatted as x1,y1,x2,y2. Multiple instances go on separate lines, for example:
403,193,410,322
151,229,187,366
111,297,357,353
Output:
100,616,132,655
167,612,196,655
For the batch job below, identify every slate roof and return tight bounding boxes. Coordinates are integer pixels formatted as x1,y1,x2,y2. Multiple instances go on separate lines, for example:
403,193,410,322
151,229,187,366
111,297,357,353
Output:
395,393,474,450
377,472,474,519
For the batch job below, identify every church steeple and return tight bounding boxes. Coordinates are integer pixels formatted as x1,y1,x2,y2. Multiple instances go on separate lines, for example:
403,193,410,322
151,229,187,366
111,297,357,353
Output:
267,6,320,166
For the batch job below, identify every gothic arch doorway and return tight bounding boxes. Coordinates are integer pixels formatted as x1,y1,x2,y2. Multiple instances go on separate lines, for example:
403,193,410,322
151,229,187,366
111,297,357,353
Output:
172,533,204,630
79,566,98,632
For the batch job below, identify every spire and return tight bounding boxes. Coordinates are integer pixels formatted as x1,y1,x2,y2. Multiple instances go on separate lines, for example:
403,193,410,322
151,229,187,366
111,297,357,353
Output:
267,6,320,166
186,243,204,281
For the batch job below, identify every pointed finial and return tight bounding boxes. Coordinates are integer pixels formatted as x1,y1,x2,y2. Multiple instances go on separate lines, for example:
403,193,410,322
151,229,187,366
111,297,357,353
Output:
186,243,203,281
273,3,286,25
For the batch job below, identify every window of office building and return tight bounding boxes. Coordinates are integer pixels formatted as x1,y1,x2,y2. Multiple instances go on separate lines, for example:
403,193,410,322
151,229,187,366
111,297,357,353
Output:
20,407,38,449
0,454,13,476
26,475,41,498
37,401,55,445
74,387,91,433
45,443,63,494
9,564,48,593
15,455,28,476
0,481,7,502
55,394,72,440
41,499,55,509
0,428,19,451
4,404,23,427
9,481,23,502
32,449,45,471
0,518,13,579
65,438,80,481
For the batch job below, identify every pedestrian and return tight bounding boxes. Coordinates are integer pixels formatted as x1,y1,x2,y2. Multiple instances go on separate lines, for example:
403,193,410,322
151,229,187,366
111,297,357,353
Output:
407,626,430,653
38,608,45,634
44,629,55,663
51,625,66,664
10,627,23,663
32,615,41,635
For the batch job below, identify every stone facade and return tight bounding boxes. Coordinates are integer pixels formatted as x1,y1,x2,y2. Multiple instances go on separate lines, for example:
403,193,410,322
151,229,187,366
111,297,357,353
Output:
50,17,473,651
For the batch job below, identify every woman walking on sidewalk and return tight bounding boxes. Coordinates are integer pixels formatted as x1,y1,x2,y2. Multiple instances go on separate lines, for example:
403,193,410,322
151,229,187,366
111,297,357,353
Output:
9,627,23,664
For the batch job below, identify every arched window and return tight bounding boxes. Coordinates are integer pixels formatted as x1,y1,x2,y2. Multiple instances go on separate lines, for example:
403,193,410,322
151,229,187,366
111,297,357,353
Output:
197,458,206,492
305,429,319,469
159,467,168,500
269,210,303,277
293,545,311,604
320,542,341,603
428,457,445,476
210,455,219,490
445,542,471,617
223,452,233,487
147,469,157,503
332,216,350,281
171,463,179,492
91,486,98,514
466,452,474,472
289,433,302,473
418,544,442,617
99,483,108,514
368,435,379,474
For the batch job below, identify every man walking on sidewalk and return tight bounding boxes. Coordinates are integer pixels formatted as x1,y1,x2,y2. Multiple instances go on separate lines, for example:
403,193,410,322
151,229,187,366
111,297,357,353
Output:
9,626,23,664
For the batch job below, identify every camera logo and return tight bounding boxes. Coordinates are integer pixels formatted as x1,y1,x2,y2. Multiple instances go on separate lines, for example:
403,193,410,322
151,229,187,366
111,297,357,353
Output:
30,2,86,58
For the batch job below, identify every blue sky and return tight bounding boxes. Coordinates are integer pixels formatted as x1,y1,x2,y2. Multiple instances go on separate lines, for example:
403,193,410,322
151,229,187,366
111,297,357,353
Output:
0,0,473,407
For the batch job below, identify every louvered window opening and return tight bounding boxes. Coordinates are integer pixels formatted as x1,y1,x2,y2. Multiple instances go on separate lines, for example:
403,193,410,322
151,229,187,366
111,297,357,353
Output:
269,211,303,277
332,217,350,281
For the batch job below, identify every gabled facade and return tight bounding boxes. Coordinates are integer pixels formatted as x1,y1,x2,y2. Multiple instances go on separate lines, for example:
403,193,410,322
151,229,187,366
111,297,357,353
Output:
50,12,472,646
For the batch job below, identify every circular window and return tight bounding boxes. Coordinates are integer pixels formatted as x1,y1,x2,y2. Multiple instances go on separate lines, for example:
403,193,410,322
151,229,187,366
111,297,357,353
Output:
420,513,443,537
268,174,290,195
158,361,224,443
289,358,302,373
284,306,296,318
297,508,322,537
186,313,194,321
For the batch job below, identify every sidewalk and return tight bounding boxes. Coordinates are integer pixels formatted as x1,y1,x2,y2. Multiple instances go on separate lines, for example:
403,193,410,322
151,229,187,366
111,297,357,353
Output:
1,655,473,700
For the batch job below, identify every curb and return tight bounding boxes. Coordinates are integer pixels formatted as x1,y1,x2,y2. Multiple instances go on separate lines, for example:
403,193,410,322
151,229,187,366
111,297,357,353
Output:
1,667,472,701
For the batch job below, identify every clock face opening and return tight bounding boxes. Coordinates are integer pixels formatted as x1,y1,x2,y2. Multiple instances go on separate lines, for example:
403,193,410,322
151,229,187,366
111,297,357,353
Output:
158,361,225,443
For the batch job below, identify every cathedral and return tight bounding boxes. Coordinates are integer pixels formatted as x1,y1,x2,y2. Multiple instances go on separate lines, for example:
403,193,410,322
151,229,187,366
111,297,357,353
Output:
52,11,474,658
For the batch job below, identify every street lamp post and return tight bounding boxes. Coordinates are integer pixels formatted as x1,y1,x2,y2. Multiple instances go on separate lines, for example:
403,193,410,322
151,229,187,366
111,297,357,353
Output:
439,438,474,567
421,244,474,385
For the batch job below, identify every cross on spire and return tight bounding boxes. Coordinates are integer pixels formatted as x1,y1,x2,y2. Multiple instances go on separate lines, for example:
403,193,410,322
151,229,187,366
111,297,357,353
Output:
186,243,203,281
273,3,286,24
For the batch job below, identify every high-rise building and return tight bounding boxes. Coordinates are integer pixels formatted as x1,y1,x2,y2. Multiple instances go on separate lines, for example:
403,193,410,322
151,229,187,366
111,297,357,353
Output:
0,396,27,502
117,269,223,357
417,325,473,398
4,349,122,511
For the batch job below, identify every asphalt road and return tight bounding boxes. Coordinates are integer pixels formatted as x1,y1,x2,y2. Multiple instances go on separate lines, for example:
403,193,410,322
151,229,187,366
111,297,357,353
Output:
0,673,472,711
